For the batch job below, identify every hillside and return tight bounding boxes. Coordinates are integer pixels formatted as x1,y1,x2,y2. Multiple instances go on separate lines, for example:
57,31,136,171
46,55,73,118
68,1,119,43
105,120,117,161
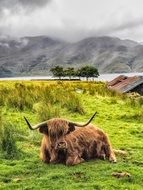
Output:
0,81,143,189
0,36,143,77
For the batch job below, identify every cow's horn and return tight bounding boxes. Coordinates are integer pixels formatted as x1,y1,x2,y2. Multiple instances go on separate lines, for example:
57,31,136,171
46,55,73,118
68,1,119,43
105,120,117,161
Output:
24,117,47,130
69,112,97,127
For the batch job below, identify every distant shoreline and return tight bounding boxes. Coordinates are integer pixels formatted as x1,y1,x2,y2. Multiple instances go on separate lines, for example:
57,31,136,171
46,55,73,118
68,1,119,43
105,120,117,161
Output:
0,73,143,82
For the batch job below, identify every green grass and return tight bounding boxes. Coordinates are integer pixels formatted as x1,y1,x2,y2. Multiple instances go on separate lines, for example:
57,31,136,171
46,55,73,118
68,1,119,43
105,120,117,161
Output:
0,81,143,190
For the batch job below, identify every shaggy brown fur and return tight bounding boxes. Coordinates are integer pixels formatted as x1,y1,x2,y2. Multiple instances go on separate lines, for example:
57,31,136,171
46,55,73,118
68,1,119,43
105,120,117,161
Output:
38,118,98,163
47,119,70,137
24,115,116,165
38,118,79,163
50,124,116,166
24,117,74,163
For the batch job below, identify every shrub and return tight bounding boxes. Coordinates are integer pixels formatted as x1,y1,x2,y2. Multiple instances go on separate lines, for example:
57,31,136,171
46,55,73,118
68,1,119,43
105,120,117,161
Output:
0,121,18,159
65,93,85,114
33,102,60,121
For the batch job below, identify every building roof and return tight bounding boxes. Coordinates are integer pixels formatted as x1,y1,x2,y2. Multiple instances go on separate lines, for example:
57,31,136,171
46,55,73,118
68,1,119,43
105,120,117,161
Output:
107,75,143,93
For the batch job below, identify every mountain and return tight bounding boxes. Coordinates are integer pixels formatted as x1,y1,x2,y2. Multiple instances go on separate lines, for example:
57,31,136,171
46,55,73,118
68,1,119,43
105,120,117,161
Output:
0,35,143,77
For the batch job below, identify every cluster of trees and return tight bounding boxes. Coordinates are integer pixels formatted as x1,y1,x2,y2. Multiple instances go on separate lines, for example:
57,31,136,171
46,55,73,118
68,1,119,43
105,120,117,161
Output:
50,66,99,80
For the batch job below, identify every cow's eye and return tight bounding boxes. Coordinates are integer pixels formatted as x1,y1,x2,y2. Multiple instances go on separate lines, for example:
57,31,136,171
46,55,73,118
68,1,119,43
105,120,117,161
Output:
51,145,54,149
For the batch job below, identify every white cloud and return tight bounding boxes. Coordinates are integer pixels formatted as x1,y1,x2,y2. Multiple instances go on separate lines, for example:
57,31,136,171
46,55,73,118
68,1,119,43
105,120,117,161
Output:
0,0,143,42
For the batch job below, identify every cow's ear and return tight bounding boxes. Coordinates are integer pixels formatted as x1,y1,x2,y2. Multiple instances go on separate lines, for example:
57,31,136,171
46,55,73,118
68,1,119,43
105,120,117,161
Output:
68,123,75,133
39,125,48,134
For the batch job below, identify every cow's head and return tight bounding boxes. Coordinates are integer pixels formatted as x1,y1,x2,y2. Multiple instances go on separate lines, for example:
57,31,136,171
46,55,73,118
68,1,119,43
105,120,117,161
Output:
24,112,97,137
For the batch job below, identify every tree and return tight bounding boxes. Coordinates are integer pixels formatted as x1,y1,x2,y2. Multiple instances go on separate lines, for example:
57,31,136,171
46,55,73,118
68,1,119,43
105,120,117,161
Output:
64,67,76,79
50,66,99,81
50,66,64,79
78,66,99,80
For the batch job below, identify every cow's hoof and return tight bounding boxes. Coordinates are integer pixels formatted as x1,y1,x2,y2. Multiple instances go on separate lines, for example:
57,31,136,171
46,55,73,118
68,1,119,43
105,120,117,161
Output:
100,154,106,160
81,158,85,162
110,159,117,163
109,157,117,163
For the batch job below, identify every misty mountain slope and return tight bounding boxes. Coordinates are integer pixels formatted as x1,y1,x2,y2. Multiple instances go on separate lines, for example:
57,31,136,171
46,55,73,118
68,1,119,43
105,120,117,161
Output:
0,35,143,77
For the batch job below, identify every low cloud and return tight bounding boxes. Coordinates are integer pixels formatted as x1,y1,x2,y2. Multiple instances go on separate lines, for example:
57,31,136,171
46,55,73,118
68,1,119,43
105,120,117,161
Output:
0,0,143,42
0,0,51,16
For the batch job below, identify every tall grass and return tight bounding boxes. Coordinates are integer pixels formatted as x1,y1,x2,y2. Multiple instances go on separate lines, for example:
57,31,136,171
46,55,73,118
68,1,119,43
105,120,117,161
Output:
0,81,143,120
0,81,86,116
33,102,60,121
126,93,143,108
0,119,18,159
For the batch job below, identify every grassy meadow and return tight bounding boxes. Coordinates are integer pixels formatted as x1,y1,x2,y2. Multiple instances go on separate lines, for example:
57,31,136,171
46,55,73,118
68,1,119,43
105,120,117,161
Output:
0,80,143,190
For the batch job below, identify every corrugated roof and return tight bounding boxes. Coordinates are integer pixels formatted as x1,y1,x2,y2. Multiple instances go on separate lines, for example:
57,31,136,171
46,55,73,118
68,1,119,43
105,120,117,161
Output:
107,75,143,93
107,75,127,86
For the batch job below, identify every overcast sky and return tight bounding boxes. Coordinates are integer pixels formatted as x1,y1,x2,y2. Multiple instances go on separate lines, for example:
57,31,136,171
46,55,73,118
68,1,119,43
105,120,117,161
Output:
0,0,143,42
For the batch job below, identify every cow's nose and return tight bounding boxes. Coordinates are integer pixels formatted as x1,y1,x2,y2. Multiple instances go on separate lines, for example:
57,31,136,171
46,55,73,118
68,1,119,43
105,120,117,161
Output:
58,141,65,145
57,141,67,149
58,141,66,146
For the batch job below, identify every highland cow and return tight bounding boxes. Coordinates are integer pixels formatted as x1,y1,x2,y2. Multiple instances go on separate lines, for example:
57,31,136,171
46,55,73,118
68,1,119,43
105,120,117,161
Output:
24,112,116,165
24,112,97,164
